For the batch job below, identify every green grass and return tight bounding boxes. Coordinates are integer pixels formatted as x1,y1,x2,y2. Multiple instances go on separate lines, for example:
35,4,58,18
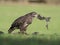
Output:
0,4,60,45
0,34,60,45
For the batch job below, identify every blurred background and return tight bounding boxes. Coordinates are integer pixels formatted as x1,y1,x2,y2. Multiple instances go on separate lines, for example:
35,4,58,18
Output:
0,0,60,34
0,0,60,4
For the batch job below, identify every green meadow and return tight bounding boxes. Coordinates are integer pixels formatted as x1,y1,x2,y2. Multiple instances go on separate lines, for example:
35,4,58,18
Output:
0,4,60,45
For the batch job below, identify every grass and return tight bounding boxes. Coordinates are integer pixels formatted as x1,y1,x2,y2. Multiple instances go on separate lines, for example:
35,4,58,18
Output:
0,34,60,45
0,4,60,45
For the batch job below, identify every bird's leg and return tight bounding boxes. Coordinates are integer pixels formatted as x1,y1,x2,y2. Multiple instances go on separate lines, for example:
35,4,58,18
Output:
19,25,29,35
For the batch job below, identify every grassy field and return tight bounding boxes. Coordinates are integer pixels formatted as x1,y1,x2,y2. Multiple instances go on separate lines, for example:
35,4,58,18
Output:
0,4,60,45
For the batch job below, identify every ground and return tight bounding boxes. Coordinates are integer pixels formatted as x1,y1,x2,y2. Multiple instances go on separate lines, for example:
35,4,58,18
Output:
0,4,60,45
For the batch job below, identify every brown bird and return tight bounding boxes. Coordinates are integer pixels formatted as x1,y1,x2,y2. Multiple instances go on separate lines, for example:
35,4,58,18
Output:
8,12,51,34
